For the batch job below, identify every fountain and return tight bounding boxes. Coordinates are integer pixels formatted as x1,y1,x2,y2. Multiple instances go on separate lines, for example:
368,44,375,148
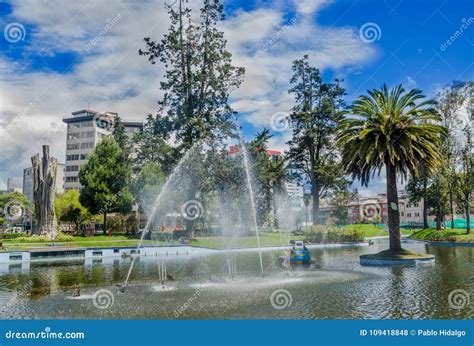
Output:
237,127,265,275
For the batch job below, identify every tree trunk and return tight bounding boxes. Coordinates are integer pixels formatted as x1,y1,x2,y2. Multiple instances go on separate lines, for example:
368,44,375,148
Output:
466,204,471,235
103,211,107,235
422,178,429,229
385,161,402,251
449,191,455,229
312,191,320,225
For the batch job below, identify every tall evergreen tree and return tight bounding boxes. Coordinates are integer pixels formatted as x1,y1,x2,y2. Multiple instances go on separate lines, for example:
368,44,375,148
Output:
286,55,346,225
79,137,133,233
139,0,244,152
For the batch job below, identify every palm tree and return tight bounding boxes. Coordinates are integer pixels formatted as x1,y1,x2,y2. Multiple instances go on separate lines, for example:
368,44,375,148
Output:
337,85,446,251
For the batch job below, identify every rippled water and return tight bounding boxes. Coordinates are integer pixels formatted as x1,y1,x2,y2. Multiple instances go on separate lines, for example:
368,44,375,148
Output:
0,239,472,319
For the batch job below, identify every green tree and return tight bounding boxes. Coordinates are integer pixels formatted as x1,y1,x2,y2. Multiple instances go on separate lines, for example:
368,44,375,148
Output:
131,162,166,216
55,190,91,234
139,0,244,152
456,127,474,234
133,114,175,175
79,137,134,233
405,168,430,229
337,84,446,251
437,82,472,228
286,55,346,225
112,116,130,156
329,182,356,225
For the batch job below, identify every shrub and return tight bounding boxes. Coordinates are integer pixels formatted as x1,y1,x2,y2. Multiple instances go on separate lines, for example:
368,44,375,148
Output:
304,225,364,243
0,232,26,240
14,232,74,242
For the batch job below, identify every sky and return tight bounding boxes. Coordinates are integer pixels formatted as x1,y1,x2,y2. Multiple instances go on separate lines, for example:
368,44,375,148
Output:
0,0,473,194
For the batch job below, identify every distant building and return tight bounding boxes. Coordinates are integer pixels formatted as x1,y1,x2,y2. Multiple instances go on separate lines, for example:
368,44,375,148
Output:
23,164,65,204
62,109,143,190
6,177,22,193
285,182,304,209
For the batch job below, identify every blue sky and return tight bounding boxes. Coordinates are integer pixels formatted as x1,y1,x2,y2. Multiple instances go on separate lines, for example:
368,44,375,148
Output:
0,0,473,193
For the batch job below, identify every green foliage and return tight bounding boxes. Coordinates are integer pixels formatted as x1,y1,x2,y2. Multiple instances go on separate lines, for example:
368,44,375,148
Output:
303,225,364,243
0,233,26,240
139,0,244,152
337,84,446,185
286,55,346,224
55,190,91,232
412,228,474,242
15,233,75,242
131,162,166,215
112,116,130,156
79,137,133,228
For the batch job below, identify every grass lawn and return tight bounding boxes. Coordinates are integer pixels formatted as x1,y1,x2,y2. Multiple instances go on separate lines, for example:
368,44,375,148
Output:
410,228,474,243
0,235,158,252
191,232,304,249
341,224,415,238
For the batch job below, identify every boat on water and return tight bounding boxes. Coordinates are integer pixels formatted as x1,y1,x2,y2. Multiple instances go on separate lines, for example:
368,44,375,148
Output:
280,240,313,266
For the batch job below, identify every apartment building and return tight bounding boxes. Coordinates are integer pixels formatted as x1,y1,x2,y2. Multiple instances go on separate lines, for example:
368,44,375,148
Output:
62,109,143,190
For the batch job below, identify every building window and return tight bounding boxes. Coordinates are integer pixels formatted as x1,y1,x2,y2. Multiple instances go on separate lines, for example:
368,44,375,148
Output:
68,123,81,129
67,143,80,150
80,142,94,149
401,212,404,216
66,165,79,172
67,154,80,161
415,212,420,217
81,121,93,128
65,176,78,182
81,131,94,138
407,213,412,217
414,203,419,207
80,153,88,160
67,132,80,140
406,204,411,208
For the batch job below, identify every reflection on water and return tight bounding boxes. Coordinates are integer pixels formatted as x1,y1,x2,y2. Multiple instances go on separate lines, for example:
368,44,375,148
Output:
0,239,472,319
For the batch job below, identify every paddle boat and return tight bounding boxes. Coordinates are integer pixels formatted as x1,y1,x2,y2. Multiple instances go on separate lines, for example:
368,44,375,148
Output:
280,241,313,266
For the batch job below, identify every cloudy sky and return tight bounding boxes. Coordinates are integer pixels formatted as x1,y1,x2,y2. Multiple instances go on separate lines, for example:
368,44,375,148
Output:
0,0,473,194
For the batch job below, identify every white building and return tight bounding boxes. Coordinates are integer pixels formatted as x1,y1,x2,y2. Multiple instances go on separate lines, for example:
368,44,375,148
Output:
7,177,22,193
285,182,304,209
62,109,143,190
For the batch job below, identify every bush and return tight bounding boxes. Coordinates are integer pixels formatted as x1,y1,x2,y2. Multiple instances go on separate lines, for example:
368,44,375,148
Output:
14,232,75,242
304,225,364,243
0,232,26,240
